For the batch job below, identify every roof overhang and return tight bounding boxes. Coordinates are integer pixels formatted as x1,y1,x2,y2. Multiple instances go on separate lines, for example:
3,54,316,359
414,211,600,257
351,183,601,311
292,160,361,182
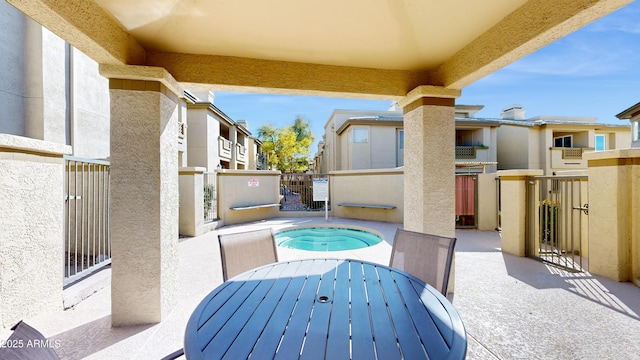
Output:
7,0,632,99
616,102,640,120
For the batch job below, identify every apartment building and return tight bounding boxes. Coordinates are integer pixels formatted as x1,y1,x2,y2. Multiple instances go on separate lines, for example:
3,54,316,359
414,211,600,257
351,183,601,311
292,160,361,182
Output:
497,105,630,175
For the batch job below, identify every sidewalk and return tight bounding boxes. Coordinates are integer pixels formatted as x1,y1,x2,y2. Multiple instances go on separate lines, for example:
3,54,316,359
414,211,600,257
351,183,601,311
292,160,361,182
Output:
20,218,640,359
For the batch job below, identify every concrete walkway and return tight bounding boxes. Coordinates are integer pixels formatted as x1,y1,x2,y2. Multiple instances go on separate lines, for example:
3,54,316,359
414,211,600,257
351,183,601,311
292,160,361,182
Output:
18,217,640,359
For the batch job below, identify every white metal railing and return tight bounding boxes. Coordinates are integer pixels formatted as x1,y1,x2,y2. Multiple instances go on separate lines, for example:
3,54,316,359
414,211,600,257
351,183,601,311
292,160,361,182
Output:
64,156,111,286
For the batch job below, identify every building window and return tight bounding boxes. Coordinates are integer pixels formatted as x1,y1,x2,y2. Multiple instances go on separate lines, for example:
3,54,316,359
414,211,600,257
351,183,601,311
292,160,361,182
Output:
595,134,606,151
398,130,404,150
353,128,368,143
634,121,640,142
554,135,572,148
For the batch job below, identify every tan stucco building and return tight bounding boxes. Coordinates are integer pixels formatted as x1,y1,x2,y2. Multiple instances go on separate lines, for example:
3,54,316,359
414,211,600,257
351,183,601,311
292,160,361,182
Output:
315,105,500,174
497,105,630,175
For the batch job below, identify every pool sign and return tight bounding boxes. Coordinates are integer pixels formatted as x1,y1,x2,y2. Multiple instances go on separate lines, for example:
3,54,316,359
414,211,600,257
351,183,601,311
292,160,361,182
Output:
313,178,329,201
313,178,330,221
248,178,260,187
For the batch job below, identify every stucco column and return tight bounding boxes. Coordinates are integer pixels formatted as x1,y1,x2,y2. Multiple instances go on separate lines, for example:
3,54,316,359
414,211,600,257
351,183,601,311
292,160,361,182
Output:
497,170,544,256
586,149,640,285
179,166,206,237
108,78,179,326
400,86,460,237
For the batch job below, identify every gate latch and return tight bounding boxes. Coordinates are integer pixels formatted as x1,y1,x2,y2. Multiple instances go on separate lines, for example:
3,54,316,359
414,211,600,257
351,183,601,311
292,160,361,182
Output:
573,203,588,215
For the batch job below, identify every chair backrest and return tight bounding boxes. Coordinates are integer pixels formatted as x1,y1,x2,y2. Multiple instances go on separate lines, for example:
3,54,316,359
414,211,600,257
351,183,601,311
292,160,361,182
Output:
389,229,456,295
0,321,60,360
218,228,279,281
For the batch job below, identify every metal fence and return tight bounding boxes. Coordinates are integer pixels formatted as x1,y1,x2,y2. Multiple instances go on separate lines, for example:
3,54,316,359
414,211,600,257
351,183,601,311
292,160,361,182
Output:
280,173,329,211
526,175,588,272
64,156,111,285
204,172,217,222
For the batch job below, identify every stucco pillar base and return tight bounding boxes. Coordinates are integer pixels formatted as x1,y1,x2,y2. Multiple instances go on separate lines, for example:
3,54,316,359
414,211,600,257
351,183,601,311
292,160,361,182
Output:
109,78,180,326
586,150,640,285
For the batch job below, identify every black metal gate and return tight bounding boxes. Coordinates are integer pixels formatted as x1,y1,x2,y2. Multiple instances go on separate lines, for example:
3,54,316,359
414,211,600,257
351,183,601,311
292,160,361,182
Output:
526,175,589,272
280,173,330,211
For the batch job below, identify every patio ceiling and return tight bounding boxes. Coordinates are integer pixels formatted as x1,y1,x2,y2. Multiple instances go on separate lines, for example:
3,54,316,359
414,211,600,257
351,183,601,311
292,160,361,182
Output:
7,0,632,99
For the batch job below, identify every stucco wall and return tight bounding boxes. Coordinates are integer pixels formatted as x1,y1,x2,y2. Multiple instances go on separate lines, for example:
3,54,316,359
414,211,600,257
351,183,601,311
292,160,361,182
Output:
370,126,399,168
497,125,530,170
0,134,71,328
330,168,403,223
187,105,221,171
217,170,281,225
476,173,498,231
179,167,206,237
24,20,67,144
0,1,26,136
71,48,110,158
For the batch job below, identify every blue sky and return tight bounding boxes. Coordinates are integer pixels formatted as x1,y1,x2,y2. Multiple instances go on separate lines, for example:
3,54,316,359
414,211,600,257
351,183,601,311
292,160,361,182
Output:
213,2,640,150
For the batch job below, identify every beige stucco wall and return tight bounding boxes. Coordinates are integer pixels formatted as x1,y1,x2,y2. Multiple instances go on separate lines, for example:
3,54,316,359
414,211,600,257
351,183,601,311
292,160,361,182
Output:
497,169,544,256
217,170,281,225
0,134,71,328
476,173,498,231
370,126,399,169
0,1,26,135
586,149,640,285
0,2,110,159
339,129,350,170
330,168,404,223
497,125,531,170
187,105,221,171
549,148,590,171
179,167,206,237
70,48,110,159
24,19,67,144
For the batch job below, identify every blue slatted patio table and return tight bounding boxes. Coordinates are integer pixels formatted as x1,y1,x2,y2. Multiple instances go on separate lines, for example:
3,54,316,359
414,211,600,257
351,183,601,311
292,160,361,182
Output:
184,258,467,360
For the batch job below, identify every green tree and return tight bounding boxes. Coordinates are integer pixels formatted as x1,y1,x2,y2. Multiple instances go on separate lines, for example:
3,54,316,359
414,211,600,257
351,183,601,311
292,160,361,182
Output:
256,124,278,169
292,116,315,144
257,119,314,172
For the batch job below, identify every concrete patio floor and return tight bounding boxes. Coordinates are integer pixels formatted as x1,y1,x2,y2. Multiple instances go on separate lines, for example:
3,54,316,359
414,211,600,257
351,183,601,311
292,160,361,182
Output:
17,217,640,359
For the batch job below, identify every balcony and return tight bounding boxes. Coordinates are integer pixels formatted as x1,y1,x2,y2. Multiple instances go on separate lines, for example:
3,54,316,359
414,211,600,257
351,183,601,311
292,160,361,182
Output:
236,144,247,164
455,145,491,161
455,146,476,159
218,136,232,160
550,147,592,169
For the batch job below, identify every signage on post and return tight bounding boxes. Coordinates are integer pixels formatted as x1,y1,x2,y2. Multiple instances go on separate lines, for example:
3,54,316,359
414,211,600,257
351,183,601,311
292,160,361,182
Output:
313,178,330,221
313,178,329,201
